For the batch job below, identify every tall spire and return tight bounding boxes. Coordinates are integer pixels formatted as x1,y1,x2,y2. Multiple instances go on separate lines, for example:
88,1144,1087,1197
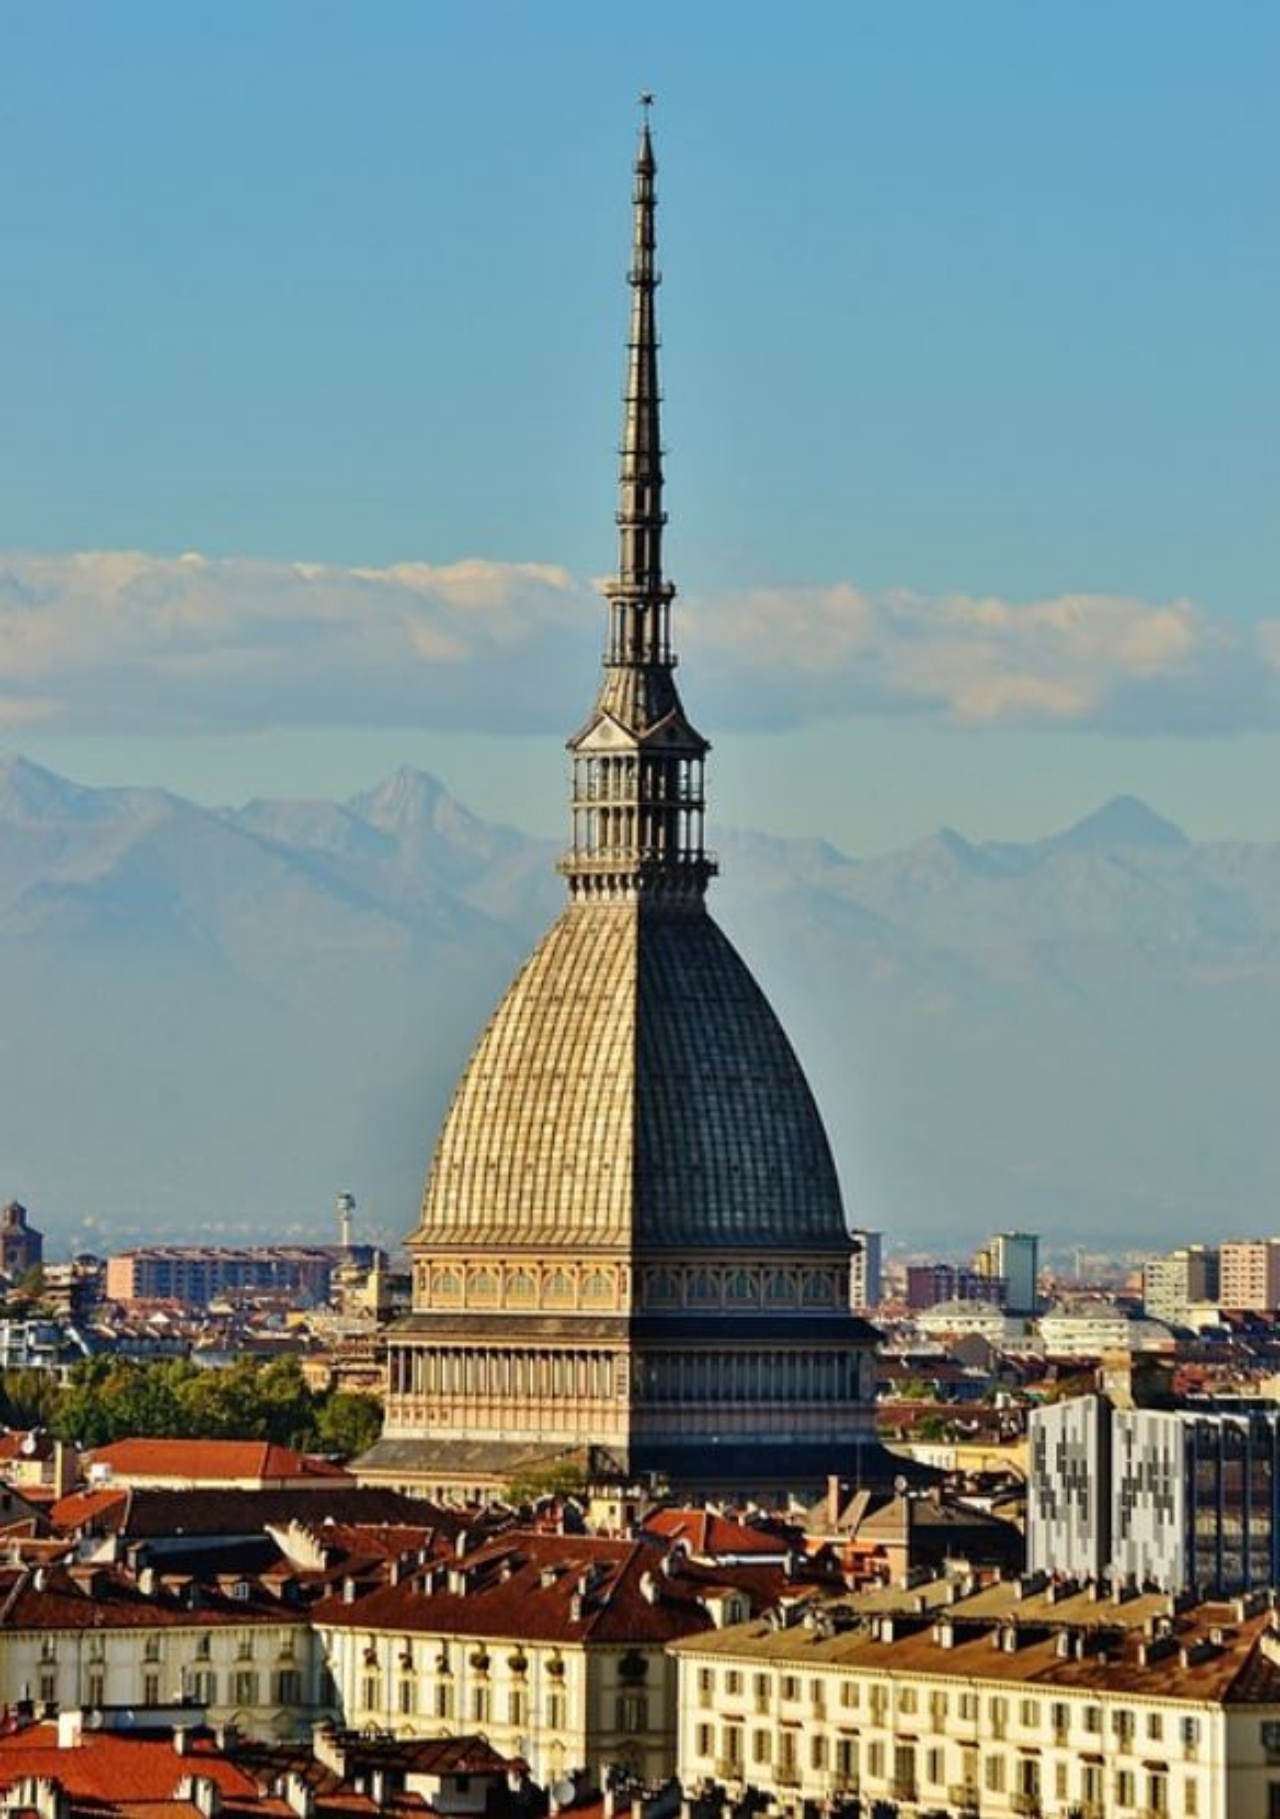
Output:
611,94,671,661
561,103,715,906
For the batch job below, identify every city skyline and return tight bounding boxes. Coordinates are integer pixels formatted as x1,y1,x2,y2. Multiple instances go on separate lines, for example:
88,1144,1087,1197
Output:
1,3,1277,854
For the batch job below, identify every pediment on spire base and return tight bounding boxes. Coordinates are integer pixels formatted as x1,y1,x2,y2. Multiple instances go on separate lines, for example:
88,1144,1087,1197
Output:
568,706,708,756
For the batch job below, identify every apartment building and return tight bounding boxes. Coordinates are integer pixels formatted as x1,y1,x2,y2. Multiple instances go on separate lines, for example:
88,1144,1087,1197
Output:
0,1560,318,1738
1143,1243,1220,1327
1219,1239,1280,1315
312,1528,777,1788
1029,1395,1280,1594
671,1571,1280,1819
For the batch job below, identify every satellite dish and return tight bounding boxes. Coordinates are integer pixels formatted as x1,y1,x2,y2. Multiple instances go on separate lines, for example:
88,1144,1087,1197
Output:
552,1780,576,1807
893,1475,908,1495
20,1434,37,1457
85,1710,104,1731
118,1709,136,1729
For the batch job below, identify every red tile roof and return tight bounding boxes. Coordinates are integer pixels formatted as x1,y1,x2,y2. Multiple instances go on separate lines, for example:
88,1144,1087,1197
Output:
87,1441,350,1485
0,1725,260,1804
643,1509,794,1557
312,1529,797,1645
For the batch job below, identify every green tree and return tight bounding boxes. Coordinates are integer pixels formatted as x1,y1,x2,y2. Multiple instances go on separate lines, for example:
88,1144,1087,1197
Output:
315,1391,382,1460
0,1366,62,1429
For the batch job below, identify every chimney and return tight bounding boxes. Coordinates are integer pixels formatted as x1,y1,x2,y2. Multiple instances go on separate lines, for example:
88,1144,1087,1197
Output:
52,1441,77,1503
56,1711,83,1750
312,1720,343,1776
174,1725,191,1756
283,1770,316,1818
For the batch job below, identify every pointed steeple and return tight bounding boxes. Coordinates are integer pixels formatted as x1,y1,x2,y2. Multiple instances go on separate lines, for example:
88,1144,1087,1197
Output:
561,103,716,906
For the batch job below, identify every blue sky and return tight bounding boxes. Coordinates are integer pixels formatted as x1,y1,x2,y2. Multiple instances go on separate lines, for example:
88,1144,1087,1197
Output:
1,1,1277,850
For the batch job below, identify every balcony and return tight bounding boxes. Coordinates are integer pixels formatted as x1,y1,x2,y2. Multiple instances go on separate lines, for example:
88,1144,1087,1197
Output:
890,1779,918,1803
948,1786,979,1814
775,1765,801,1788
713,1760,743,1783
1011,1794,1042,1817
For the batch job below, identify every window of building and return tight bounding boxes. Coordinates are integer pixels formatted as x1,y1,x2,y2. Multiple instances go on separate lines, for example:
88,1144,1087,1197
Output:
697,1667,714,1705
925,1748,943,1787
472,1685,489,1724
1054,1761,1068,1799
840,1680,859,1710
834,1738,857,1784
398,1679,413,1716
508,1687,526,1726
1019,1697,1038,1728
752,1731,772,1766
191,1669,217,1705
866,1741,884,1780
1269,1786,1280,1819
582,1270,612,1306
810,1678,826,1715
547,1691,565,1731
780,1675,799,1703
1082,1763,1103,1806
86,1671,105,1709
1116,1769,1135,1806
1182,1715,1201,1757
721,1725,743,1769
38,1672,57,1707
195,1634,212,1661
544,1270,574,1307
724,1670,742,1697
1148,1712,1164,1741
810,1734,827,1771
1016,1759,1040,1801
143,1636,162,1664
617,1694,648,1733
988,1696,1007,1739
1113,1708,1135,1746
435,1681,454,1721
233,1670,259,1708
1148,1770,1169,1814
1050,1700,1069,1739
898,1686,917,1716
754,1673,771,1713
276,1669,302,1706
958,1691,978,1721
984,1756,1005,1793
695,1724,713,1758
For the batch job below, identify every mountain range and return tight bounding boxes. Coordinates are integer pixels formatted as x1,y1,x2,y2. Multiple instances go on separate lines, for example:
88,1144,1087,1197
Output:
3,752,1278,1256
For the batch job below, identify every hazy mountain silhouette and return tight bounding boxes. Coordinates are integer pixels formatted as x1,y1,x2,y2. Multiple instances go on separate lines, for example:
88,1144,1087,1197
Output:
3,753,1277,1254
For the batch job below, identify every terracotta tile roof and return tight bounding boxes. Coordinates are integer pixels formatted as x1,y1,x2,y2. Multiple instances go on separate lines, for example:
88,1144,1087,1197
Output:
50,1487,131,1531
643,1509,794,1556
51,1486,446,1544
0,1562,307,1632
0,1725,260,1803
87,1440,351,1484
313,1529,801,1645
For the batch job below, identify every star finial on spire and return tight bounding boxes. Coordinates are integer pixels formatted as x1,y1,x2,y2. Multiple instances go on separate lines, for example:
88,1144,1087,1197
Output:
638,90,655,116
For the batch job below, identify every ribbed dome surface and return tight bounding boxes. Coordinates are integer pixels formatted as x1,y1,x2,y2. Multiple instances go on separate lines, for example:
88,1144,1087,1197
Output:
416,900,846,1252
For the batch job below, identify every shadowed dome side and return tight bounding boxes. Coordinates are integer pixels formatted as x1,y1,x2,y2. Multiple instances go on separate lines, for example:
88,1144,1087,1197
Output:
414,900,847,1254
635,910,846,1250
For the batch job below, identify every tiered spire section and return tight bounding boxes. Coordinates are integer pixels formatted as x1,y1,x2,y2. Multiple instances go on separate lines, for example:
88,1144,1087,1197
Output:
561,106,715,905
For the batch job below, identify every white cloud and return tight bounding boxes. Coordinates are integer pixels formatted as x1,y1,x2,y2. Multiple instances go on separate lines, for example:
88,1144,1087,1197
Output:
0,548,1271,738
